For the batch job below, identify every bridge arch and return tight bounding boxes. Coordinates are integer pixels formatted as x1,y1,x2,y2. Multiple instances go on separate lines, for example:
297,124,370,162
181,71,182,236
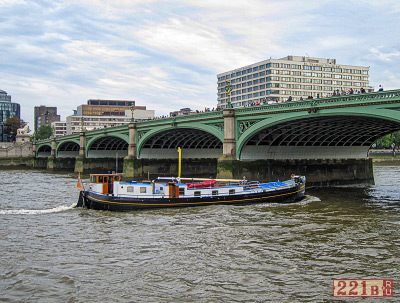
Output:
238,112,400,160
86,134,129,158
56,140,80,158
138,126,223,159
36,144,51,158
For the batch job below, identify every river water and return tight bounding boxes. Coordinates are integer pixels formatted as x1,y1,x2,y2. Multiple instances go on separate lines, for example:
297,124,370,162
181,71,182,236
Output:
0,165,399,302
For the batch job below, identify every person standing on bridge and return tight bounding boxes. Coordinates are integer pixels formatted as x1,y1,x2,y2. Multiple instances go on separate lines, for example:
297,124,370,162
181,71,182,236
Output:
378,85,384,91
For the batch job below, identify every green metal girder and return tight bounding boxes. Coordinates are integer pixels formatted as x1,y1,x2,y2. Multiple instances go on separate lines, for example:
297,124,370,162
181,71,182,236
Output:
33,90,400,159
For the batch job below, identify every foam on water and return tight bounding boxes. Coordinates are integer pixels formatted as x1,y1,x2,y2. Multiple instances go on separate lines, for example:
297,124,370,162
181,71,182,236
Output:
298,195,321,205
0,203,77,215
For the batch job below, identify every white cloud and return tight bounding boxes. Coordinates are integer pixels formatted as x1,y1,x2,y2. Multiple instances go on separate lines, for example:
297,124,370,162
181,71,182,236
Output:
2,0,400,127
370,47,400,62
135,18,257,72
63,41,147,60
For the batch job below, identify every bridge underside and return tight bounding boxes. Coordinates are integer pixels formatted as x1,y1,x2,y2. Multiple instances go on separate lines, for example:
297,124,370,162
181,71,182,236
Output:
58,142,80,158
88,136,128,158
37,145,51,158
241,116,400,160
140,128,223,159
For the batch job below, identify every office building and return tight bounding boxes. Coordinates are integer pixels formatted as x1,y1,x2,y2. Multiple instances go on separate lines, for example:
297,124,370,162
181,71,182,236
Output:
66,109,155,135
77,99,146,117
51,121,67,137
217,55,370,108
34,105,60,132
0,90,21,142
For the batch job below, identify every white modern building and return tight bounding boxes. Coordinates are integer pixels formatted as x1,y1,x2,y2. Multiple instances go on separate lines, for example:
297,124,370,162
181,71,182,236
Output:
51,121,67,137
65,109,155,135
217,55,371,108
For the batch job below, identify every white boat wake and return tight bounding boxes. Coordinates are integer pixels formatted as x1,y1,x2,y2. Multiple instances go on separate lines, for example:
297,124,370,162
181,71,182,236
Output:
0,203,77,215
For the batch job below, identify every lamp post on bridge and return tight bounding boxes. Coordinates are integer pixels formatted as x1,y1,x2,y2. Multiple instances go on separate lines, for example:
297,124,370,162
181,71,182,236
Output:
225,80,232,109
130,104,135,122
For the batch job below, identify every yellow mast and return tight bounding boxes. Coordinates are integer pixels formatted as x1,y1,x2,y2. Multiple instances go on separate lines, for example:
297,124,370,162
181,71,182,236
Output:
177,147,182,178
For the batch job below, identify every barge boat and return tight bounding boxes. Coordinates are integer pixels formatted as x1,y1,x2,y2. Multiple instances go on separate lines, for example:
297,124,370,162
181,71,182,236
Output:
76,173,306,211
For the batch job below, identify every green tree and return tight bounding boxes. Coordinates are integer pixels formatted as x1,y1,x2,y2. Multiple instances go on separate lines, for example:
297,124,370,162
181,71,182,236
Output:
373,130,400,149
3,116,26,142
35,125,53,140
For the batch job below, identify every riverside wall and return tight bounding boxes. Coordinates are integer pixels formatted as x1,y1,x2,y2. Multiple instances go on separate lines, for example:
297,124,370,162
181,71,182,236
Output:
0,156,381,187
217,158,375,187
0,142,33,158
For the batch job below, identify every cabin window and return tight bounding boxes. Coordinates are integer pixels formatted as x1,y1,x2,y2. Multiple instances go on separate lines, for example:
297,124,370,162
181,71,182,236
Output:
99,176,103,183
212,190,219,196
194,191,201,197
229,189,235,195
93,176,97,183
104,177,108,183
115,176,120,181
179,188,185,195
127,186,134,193
140,187,146,193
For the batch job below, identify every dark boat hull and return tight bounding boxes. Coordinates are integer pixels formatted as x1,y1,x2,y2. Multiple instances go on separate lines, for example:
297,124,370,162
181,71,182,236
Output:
77,183,306,211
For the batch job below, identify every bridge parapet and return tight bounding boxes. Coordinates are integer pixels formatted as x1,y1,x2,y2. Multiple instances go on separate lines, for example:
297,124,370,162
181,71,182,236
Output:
235,89,400,116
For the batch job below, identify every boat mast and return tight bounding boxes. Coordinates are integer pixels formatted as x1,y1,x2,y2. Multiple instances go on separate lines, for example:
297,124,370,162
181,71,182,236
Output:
177,147,182,178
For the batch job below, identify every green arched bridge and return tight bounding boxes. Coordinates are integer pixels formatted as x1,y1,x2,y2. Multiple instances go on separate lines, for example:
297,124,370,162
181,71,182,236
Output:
35,90,400,185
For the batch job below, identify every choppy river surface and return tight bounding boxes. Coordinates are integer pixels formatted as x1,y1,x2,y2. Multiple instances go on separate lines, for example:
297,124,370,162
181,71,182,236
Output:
0,165,399,302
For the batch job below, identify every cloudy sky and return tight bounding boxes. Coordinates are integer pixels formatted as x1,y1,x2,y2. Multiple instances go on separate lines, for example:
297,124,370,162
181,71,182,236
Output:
1,0,400,128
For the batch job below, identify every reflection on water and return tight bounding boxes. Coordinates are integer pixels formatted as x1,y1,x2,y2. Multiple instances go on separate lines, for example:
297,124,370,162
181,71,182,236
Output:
0,165,399,302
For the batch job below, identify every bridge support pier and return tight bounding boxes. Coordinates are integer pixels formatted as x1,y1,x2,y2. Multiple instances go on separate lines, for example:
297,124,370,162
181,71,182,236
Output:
74,131,86,173
123,122,138,178
123,158,141,179
47,137,57,171
217,108,239,179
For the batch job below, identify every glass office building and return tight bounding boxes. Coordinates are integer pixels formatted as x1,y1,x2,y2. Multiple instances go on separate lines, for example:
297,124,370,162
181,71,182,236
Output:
0,90,21,142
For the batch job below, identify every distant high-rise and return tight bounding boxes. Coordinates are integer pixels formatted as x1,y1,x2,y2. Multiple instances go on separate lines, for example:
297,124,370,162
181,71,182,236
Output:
34,105,61,133
0,90,21,142
217,55,371,108
77,99,146,117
